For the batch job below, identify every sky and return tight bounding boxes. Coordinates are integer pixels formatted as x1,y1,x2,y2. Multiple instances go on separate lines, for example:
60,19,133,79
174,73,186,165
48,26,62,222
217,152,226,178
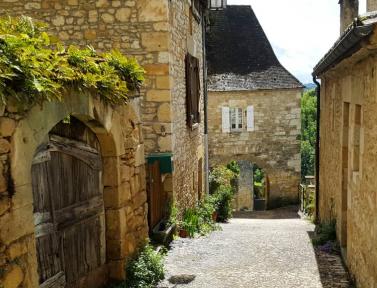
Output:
227,0,367,84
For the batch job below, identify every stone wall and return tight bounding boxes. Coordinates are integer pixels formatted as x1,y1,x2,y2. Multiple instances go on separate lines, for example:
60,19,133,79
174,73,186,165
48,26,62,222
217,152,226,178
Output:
208,89,301,208
0,0,206,222
0,90,148,287
318,37,377,287
0,0,172,155
169,0,205,211
234,161,254,211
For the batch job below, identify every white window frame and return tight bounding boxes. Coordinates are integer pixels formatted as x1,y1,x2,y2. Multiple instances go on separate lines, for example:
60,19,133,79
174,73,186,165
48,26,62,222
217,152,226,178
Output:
230,107,244,132
210,0,227,9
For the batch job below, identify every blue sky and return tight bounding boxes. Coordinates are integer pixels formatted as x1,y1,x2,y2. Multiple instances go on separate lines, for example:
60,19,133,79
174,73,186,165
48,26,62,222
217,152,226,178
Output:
227,0,367,84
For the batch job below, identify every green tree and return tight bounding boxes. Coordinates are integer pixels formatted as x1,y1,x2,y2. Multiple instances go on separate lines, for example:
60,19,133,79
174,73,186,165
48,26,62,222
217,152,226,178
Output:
301,89,317,180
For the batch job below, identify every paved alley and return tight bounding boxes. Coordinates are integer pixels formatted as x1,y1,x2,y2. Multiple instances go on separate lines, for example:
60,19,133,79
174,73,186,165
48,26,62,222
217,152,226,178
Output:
158,207,352,288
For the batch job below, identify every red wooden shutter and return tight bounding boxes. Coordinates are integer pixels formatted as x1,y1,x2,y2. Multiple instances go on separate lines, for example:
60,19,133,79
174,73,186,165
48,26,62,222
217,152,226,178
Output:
185,53,201,128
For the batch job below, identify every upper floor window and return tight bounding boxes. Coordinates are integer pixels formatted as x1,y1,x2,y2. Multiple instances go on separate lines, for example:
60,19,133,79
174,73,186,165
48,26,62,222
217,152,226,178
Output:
230,107,243,131
222,105,254,133
210,0,227,9
185,53,201,129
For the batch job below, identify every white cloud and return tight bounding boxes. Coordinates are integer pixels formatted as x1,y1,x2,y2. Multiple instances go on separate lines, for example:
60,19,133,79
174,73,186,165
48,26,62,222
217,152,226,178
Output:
226,0,342,83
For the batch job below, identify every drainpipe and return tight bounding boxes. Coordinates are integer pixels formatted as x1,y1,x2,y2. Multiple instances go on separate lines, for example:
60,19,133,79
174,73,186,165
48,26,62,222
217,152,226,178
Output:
313,76,321,223
202,7,209,194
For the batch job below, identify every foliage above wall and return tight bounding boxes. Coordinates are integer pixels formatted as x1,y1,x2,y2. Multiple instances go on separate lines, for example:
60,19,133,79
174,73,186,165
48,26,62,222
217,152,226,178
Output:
0,16,145,107
301,89,317,180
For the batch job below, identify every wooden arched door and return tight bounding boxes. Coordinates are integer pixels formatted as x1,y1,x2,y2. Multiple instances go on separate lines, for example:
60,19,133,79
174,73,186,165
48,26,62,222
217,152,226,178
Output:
32,118,106,288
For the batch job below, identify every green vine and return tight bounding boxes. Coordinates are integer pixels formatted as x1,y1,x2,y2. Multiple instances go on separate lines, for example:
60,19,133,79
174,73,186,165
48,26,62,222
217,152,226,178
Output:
0,16,145,107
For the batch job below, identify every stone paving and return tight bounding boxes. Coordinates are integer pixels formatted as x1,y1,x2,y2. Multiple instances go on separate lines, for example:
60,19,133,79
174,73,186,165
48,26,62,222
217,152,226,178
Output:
158,207,352,288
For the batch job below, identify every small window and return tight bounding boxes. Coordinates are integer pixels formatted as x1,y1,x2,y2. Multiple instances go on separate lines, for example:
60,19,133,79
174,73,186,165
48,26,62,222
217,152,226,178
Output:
230,108,243,131
210,0,227,9
185,53,201,129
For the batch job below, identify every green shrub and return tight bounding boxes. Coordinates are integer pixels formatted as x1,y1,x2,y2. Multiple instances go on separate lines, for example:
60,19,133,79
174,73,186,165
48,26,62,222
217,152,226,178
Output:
213,185,234,222
209,165,236,193
0,16,144,107
112,244,165,288
181,208,200,238
179,196,219,238
312,219,337,246
226,161,240,176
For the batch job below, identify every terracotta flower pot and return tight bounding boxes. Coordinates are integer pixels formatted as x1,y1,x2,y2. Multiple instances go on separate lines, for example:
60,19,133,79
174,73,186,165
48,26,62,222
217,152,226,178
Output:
212,211,218,222
179,229,188,238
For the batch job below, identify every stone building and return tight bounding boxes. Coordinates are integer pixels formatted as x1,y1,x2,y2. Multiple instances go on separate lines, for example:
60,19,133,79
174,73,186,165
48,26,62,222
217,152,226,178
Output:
0,0,208,287
0,0,208,232
206,5,303,210
313,1,377,286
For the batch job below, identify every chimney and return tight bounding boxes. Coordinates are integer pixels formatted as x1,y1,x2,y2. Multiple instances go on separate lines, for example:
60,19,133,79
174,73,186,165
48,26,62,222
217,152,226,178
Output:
367,0,377,12
339,0,359,33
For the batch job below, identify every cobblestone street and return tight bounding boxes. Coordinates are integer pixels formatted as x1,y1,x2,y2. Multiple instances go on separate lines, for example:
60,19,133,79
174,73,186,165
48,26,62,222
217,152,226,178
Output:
158,207,352,288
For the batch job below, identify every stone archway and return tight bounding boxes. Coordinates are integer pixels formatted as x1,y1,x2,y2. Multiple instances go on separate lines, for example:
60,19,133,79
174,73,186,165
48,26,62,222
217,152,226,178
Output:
210,156,273,211
0,89,148,287
210,152,300,209
31,117,109,288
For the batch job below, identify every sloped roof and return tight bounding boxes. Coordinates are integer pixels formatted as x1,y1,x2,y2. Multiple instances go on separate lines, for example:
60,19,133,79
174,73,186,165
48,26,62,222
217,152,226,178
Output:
206,5,303,91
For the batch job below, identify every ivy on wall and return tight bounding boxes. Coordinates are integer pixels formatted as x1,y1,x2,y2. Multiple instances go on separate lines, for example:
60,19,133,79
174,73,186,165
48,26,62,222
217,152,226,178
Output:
0,16,145,107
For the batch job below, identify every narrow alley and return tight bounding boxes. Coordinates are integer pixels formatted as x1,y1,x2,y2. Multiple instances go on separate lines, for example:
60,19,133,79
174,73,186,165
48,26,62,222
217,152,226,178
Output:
159,207,352,288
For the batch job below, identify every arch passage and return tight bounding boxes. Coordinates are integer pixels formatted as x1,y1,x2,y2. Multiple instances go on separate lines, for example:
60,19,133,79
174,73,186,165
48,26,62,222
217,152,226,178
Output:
31,117,106,288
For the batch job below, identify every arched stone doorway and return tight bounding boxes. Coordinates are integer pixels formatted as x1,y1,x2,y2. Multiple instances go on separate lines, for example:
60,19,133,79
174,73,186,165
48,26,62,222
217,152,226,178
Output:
0,90,148,287
31,117,107,288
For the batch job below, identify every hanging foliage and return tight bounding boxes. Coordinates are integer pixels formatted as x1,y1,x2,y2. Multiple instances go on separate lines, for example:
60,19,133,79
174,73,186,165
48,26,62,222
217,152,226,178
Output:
0,16,145,107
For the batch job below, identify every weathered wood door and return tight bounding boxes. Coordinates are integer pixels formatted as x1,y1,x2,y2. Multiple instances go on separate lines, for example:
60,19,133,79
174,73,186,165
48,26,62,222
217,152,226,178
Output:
148,161,165,230
32,118,106,288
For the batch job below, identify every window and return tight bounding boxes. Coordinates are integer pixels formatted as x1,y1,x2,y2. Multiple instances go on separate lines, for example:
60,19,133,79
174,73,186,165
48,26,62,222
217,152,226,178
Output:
353,104,362,172
222,105,254,133
210,0,227,9
185,53,201,128
230,108,243,131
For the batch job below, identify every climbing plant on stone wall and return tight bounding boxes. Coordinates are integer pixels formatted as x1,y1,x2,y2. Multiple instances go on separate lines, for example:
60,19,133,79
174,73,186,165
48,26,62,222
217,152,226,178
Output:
0,16,145,107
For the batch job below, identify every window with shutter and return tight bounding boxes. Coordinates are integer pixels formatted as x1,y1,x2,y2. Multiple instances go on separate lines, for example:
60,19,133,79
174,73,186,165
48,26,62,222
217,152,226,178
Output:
185,53,201,129
247,105,255,132
230,107,244,132
222,107,230,133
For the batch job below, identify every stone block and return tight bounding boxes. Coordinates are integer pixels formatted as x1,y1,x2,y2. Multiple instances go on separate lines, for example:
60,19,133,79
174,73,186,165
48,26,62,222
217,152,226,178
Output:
103,182,131,208
102,157,120,187
52,15,65,26
135,144,145,167
3,264,24,288
156,76,170,89
84,29,97,40
96,0,109,8
133,191,147,208
101,13,114,23
146,90,170,102
144,64,169,76
138,0,168,22
0,118,16,137
0,205,34,245
0,196,10,216
157,103,171,122
154,22,169,32
105,208,127,240
107,239,127,260
115,8,131,22
141,32,169,52
158,135,172,151
108,259,126,280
